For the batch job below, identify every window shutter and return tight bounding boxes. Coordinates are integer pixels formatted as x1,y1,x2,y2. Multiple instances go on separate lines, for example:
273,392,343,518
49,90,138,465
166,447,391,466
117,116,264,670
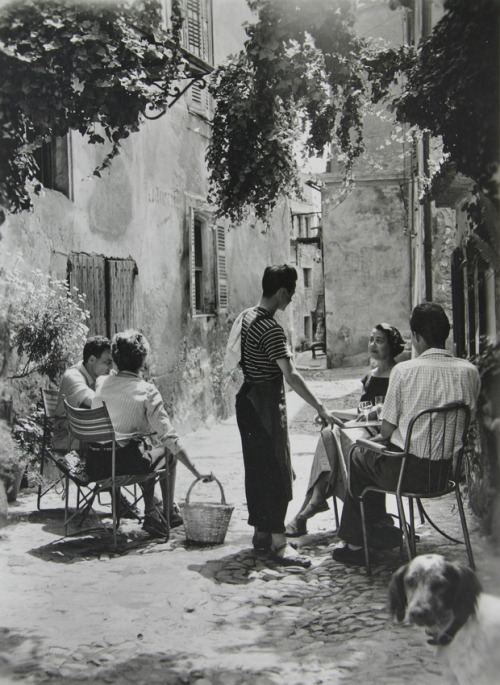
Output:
188,207,197,315
107,259,137,336
68,254,106,336
215,225,228,312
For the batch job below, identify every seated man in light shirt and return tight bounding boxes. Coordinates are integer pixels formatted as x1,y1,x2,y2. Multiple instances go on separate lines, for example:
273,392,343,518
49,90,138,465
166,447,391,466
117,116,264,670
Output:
52,336,139,518
332,302,481,565
91,329,212,538
52,336,113,452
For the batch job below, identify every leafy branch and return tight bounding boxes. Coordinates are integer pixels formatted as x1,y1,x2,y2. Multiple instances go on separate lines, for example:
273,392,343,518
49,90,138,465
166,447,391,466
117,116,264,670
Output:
0,0,185,212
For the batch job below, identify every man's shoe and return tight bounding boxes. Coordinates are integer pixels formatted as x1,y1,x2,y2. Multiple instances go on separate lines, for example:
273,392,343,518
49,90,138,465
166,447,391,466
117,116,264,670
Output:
142,515,169,538
252,530,272,551
285,515,308,537
371,524,402,550
332,544,365,566
169,507,183,528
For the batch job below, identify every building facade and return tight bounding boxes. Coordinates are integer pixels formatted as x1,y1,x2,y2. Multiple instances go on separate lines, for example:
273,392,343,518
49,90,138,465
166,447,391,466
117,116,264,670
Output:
0,0,294,431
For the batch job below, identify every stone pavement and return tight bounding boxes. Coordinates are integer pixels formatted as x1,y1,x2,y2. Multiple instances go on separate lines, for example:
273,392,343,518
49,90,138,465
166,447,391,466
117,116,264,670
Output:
1,366,499,685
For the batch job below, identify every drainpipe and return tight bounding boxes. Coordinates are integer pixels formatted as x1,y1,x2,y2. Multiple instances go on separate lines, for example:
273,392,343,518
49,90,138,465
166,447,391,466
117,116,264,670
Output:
422,0,433,301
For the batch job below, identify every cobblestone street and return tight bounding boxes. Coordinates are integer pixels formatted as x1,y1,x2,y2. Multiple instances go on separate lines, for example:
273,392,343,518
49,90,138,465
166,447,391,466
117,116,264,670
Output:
1,366,498,685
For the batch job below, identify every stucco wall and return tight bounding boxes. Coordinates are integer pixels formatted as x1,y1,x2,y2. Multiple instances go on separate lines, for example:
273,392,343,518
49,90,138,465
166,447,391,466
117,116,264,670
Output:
322,182,411,367
0,0,292,431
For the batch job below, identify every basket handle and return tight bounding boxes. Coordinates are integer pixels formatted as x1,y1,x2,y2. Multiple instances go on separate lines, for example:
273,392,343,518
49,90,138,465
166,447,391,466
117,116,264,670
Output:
185,476,226,505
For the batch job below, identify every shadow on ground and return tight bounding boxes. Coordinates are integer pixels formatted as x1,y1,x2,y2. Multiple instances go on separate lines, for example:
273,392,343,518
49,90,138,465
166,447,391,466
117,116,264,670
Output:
0,629,280,685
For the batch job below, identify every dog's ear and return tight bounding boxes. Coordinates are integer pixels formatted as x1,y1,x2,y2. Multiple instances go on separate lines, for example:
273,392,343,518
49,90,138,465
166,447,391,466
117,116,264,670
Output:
447,562,482,624
388,565,408,622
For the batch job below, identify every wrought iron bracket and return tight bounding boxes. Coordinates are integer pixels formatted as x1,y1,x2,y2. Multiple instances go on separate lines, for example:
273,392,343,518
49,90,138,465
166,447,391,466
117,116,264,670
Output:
144,73,209,120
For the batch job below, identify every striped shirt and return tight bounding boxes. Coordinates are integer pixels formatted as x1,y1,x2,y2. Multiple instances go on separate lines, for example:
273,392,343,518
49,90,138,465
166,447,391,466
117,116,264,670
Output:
92,371,184,454
241,306,291,382
381,349,480,459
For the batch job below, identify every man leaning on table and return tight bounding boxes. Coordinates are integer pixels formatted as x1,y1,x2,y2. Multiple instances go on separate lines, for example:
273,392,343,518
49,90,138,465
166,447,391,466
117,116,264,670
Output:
332,302,480,565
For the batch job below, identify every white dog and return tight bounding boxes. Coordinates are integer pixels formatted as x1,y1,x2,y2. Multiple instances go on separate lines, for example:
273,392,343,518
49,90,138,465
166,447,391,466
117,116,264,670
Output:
388,554,500,685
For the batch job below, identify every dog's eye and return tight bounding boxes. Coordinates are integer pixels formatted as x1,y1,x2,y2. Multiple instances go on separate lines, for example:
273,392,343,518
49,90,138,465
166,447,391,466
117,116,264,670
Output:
405,576,416,588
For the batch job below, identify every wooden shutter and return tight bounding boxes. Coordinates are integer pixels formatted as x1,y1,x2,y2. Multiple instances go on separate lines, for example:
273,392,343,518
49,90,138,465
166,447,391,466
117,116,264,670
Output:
215,225,228,312
68,253,106,336
107,259,137,336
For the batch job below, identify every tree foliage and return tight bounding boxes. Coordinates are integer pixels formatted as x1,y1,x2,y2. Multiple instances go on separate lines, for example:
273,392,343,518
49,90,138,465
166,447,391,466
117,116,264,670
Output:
208,0,499,222
207,0,365,222
373,0,499,205
0,0,184,213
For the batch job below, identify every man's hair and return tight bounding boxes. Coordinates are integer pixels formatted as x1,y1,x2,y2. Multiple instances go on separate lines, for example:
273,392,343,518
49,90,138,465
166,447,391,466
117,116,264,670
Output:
111,330,150,372
83,336,111,364
410,302,450,348
262,264,297,297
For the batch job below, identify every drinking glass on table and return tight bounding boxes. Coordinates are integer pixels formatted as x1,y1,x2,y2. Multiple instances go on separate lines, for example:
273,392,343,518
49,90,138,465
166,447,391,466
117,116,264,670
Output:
358,401,373,422
375,396,385,420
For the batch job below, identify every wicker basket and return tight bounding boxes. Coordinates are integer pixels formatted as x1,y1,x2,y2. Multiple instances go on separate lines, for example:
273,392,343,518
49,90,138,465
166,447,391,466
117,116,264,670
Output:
181,477,234,544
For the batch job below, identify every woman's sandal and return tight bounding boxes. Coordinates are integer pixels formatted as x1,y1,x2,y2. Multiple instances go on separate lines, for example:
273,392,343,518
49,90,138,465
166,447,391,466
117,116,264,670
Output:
269,543,312,568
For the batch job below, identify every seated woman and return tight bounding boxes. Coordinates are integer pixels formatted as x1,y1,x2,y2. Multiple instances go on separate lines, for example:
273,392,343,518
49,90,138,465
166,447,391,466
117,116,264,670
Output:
285,322,405,538
89,329,211,538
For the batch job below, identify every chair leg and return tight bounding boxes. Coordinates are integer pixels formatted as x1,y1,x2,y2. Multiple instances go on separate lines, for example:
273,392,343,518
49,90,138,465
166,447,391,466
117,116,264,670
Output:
396,493,413,561
111,486,118,550
455,487,475,570
159,465,170,539
332,496,339,530
64,475,70,535
408,497,417,556
359,497,372,575
416,498,425,525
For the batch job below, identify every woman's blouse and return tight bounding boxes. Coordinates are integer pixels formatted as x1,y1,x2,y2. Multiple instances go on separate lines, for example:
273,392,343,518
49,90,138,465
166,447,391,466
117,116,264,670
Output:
93,371,184,453
241,306,292,382
359,373,390,404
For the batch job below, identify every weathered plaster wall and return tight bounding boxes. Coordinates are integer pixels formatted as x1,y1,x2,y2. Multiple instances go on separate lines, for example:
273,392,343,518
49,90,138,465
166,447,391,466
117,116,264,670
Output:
322,182,411,367
0,0,292,431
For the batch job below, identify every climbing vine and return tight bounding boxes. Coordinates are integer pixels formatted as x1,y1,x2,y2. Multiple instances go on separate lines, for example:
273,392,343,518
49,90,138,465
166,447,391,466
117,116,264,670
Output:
0,0,185,213
208,0,498,223
207,0,366,223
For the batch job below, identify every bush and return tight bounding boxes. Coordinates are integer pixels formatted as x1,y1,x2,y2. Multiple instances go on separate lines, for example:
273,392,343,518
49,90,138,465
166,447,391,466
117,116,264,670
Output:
1,268,89,382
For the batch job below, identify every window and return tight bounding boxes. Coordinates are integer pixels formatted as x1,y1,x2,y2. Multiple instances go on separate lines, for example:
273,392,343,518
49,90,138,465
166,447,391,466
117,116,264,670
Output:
182,0,212,63
189,210,227,315
303,268,312,288
33,135,71,199
67,254,137,336
304,316,311,340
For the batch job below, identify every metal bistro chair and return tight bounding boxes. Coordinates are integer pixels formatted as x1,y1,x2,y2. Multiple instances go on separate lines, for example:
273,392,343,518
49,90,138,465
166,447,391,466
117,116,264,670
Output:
347,402,473,575
63,399,170,548
37,388,68,509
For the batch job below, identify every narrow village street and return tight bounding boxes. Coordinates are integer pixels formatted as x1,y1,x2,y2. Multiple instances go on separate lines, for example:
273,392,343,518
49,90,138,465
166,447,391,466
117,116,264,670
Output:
1,363,499,685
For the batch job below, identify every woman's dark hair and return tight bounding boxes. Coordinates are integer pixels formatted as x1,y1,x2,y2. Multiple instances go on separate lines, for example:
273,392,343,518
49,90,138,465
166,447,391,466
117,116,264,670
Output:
410,302,450,348
111,330,150,372
262,264,297,297
83,336,111,363
375,323,406,358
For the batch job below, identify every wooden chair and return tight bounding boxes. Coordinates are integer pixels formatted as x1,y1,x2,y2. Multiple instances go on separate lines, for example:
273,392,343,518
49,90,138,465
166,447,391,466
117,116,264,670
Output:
347,402,473,575
63,400,169,548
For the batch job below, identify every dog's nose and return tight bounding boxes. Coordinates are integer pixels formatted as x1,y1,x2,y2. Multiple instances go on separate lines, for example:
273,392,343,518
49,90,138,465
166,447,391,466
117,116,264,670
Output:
408,607,435,626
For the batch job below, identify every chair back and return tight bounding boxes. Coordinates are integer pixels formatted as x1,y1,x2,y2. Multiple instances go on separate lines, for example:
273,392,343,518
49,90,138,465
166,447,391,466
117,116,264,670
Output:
63,400,115,444
404,403,471,468
41,388,59,420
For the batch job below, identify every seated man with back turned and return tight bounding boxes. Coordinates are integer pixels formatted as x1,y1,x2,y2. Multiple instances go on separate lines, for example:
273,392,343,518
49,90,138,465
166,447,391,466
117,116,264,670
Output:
333,302,481,565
